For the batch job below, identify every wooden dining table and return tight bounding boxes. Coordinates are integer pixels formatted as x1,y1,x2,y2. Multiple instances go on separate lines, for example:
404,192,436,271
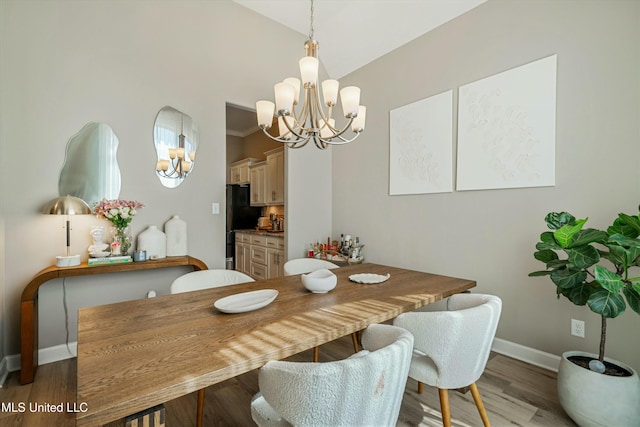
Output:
76,263,475,426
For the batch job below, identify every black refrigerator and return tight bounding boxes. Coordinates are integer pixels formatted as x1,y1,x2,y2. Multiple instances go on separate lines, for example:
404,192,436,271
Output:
226,184,262,268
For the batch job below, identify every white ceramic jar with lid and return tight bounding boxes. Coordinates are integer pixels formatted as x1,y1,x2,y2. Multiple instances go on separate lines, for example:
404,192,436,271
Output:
137,225,167,259
165,215,187,256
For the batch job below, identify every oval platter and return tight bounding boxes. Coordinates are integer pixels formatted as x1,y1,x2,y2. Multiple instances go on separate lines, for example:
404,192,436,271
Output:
348,273,391,284
214,289,278,314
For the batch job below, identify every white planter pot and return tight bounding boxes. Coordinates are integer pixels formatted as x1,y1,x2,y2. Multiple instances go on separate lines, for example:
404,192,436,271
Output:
557,351,640,427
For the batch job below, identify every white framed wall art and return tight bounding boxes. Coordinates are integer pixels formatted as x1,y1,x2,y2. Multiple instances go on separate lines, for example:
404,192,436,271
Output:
456,54,557,191
389,90,453,195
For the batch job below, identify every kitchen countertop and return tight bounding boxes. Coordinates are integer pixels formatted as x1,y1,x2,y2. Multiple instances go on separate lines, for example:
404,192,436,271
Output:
235,229,285,237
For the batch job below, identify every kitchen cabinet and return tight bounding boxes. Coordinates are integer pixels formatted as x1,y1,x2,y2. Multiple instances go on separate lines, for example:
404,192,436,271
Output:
229,158,257,184
237,232,285,279
265,148,284,205
234,232,251,275
266,236,285,278
249,162,267,206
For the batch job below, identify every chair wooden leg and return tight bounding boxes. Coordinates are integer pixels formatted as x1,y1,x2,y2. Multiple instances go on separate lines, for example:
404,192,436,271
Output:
438,388,452,427
313,346,319,362
351,332,359,353
469,382,491,427
196,388,205,427
417,381,424,394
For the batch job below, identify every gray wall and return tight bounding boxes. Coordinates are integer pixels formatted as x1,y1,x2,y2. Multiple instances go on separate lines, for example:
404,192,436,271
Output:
333,0,640,370
1,0,638,374
0,0,331,361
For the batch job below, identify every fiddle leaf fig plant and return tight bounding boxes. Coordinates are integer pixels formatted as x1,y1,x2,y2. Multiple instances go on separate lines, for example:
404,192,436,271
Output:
529,206,640,368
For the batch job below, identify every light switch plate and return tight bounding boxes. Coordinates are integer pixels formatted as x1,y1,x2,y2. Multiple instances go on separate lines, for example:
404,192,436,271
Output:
212,202,220,214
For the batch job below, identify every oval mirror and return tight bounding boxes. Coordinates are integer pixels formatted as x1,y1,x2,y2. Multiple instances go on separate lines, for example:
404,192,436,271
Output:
58,122,121,207
153,106,199,188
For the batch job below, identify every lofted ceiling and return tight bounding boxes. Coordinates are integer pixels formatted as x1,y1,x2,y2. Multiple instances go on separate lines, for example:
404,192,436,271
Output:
232,0,487,79
228,0,487,135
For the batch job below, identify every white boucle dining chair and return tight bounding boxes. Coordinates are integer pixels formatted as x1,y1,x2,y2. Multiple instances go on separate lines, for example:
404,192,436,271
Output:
393,293,502,427
170,269,254,294
283,257,340,275
250,323,414,427
170,269,254,427
283,258,360,361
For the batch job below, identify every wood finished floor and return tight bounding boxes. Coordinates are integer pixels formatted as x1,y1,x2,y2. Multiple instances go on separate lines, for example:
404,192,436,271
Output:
0,335,576,426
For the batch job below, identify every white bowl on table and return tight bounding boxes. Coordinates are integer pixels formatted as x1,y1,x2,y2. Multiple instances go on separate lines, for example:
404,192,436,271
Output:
301,269,337,293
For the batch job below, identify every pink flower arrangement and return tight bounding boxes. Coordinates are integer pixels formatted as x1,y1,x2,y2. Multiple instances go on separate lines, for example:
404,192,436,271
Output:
93,199,145,228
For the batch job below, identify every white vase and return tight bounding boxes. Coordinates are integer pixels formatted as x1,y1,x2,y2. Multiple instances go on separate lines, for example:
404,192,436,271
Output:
137,225,166,259
165,215,187,256
557,351,640,427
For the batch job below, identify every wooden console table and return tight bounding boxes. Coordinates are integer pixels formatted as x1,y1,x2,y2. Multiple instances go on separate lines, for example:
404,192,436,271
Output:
20,255,207,384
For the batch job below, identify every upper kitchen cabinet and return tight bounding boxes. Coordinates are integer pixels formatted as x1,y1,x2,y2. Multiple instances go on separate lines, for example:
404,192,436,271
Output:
266,148,284,205
250,161,267,206
229,158,257,184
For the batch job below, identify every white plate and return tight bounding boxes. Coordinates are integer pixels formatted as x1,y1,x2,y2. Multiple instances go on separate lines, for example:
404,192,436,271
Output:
214,289,278,313
349,273,391,284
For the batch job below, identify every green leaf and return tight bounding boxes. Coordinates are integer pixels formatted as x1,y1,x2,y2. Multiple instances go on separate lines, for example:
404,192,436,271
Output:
594,266,625,293
617,213,640,235
568,228,608,248
623,284,640,315
528,270,552,277
607,218,639,239
566,281,593,306
551,268,587,290
608,234,640,249
604,244,628,267
546,259,569,269
588,289,626,318
545,212,576,230
554,219,587,248
567,245,600,269
534,249,558,263
536,232,560,251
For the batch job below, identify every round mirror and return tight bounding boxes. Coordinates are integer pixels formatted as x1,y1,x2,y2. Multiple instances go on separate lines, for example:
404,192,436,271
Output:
58,122,121,207
153,106,199,188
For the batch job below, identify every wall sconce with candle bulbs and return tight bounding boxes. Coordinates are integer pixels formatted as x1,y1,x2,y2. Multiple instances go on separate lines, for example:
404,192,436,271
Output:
255,0,366,150
153,106,199,188
42,195,92,267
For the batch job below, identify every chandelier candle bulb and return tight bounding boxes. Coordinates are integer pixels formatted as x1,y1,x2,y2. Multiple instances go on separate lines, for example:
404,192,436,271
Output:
320,118,335,138
176,147,185,159
189,150,195,161
283,77,301,105
340,86,361,117
274,82,295,113
256,101,275,127
299,56,319,86
322,79,339,106
352,106,367,132
169,148,177,159
278,116,294,140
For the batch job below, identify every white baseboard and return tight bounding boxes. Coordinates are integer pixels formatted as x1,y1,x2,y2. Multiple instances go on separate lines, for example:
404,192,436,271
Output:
492,337,561,372
0,342,77,387
0,338,559,387
0,357,8,387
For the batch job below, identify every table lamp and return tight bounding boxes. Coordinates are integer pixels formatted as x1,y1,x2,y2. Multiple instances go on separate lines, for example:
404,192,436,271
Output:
42,195,92,267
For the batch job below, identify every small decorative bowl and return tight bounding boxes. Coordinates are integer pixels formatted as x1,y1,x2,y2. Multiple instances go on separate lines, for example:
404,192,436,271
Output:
301,269,337,293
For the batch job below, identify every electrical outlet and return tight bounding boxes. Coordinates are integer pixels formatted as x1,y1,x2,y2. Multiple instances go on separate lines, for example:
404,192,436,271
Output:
571,319,585,337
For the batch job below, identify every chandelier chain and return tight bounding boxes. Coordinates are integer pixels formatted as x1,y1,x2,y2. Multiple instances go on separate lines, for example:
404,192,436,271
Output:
308,0,315,39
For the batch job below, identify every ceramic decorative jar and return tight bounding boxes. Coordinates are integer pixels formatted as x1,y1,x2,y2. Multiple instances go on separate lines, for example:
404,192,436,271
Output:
165,215,187,256
137,225,166,259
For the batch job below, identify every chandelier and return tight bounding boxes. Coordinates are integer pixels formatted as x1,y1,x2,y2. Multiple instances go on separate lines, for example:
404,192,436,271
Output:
255,0,366,149
155,112,195,179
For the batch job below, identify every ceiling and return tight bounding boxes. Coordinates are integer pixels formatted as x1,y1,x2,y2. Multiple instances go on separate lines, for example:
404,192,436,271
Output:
232,0,487,79
227,0,487,135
